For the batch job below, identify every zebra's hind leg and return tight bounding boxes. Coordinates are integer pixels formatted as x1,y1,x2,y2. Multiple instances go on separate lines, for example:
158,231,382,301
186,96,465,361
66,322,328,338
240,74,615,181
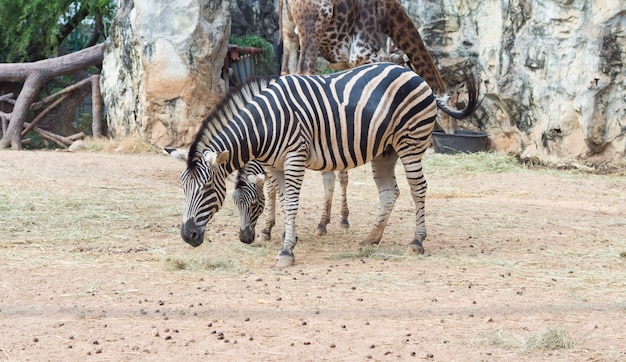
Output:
361,151,399,246
338,170,350,230
398,151,428,255
315,171,335,236
315,170,350,236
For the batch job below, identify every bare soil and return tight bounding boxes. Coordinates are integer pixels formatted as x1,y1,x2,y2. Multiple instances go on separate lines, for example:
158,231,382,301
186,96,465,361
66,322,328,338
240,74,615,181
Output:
0,150,625,361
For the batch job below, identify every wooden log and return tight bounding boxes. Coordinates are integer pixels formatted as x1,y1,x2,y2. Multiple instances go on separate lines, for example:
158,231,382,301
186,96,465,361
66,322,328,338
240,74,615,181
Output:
91,75,102,138
23,121,73,147
31,76,93,111
0,93,14,102
1,111,9,134
67,132,86,141
21,92,71,136
0,44,103,149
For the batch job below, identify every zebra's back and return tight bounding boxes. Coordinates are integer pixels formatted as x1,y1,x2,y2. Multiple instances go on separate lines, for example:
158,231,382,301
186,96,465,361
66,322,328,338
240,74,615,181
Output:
263,63,437,171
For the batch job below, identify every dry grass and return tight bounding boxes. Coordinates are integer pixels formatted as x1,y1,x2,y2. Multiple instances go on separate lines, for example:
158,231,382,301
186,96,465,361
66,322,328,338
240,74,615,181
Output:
423,151,524,177
80,135,161,154
1,150,625,361
484,327,576,352
163,255,248,274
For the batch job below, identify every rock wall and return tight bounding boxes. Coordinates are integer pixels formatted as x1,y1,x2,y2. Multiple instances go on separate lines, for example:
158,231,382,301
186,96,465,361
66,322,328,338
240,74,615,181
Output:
231,0,279,41
401,0,625,161
100,0,624,160
101,0,231,146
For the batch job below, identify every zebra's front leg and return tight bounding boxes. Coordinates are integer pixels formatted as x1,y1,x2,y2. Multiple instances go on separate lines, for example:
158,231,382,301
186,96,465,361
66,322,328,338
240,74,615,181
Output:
259,174,277,242
276,156,307,267
361,151,399,246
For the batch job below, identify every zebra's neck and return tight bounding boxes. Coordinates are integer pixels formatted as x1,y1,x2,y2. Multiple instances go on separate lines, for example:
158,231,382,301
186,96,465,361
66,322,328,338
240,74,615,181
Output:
190,78,274,173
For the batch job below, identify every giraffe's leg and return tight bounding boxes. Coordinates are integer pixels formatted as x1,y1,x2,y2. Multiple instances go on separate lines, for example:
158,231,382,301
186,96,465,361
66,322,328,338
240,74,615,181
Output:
338,170,350,229
276,153,307,268
280,0,298,74
397,147,429,255
361,151,399,246
315,171,335,236
259,173,277,242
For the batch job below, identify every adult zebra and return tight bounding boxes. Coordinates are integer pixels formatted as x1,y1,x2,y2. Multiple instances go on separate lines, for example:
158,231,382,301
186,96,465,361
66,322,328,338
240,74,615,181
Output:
178,62,480,267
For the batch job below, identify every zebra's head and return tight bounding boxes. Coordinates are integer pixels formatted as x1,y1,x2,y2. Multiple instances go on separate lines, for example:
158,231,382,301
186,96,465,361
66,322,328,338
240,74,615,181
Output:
179,150,230,247
232,164,266,244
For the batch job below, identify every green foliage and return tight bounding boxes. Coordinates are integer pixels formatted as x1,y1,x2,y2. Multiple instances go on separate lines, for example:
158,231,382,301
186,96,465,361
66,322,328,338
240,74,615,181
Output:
0,0,116,63
229,35,276,76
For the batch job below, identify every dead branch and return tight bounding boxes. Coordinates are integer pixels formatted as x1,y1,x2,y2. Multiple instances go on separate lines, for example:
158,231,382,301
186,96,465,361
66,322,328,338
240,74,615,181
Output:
91,75,103,138
31,76,93,111
23,121,72,148
0,44,103,149
21,93,71,136
0,93,14,102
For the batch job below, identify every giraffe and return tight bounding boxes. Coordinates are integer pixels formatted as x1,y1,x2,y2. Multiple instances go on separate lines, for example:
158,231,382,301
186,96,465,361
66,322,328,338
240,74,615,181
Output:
279,0,446,95
272,0,454,242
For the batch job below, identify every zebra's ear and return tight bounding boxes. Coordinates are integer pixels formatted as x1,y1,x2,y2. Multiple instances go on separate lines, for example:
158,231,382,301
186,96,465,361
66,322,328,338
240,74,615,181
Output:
247,173,266,185
163,147,188,161
204,150,230,166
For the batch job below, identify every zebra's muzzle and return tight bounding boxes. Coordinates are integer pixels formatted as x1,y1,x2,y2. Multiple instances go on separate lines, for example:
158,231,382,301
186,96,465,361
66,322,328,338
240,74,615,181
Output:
239,226,255,244
181,219,205,247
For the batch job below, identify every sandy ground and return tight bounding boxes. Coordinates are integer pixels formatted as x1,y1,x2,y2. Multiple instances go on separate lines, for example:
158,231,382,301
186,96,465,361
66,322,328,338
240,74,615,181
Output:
0,150,625,361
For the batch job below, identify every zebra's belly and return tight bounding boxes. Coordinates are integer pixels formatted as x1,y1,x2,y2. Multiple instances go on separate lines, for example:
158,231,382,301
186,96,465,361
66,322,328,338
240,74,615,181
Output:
305,143,384,172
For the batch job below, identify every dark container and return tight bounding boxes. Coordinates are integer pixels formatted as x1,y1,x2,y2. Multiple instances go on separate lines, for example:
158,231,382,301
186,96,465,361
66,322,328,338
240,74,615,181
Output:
432,130,489,154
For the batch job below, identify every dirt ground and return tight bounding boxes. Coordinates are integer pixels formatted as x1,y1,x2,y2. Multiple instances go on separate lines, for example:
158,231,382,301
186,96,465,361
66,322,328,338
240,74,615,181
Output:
0,150,625,361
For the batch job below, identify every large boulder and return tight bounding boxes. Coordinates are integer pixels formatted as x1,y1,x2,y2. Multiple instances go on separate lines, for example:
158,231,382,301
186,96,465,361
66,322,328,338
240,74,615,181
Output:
402,0,625,161
101,0,231,147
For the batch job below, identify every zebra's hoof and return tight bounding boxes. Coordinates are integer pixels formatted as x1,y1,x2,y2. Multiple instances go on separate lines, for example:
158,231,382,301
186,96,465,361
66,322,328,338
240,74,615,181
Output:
340,220,350,230
314,225,328,237
276,250,295,267
359,238,380,246
407,241,425,255
258,232,271,242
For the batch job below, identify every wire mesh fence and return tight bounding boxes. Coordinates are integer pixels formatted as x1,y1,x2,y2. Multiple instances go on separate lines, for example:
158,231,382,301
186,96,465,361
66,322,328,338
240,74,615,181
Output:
1,76,104,149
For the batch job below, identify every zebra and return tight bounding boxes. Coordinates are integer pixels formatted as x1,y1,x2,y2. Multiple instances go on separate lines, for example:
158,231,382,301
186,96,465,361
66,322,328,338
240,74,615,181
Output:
164,147,266,244
177,62,480,267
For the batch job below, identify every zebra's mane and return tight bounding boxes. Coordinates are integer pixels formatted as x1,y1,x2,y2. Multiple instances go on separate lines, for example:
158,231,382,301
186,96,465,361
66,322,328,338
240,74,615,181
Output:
187,76,278,169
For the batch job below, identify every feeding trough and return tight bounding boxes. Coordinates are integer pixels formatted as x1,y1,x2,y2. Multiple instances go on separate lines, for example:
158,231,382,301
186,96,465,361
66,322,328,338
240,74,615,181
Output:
432,130,488,154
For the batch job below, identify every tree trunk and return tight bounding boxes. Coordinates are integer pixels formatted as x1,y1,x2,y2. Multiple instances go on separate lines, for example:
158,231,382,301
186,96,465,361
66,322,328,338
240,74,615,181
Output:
0,44,103,150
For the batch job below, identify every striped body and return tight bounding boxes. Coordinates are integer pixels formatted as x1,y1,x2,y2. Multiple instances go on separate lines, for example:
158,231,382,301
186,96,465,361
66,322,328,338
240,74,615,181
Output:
179,62,479,267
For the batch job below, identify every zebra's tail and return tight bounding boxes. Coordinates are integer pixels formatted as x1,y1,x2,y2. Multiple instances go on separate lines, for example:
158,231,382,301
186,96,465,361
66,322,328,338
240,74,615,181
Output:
435,75,482,119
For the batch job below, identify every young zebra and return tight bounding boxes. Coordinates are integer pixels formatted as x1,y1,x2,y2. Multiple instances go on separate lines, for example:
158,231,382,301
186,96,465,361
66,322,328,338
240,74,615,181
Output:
178,62,480,267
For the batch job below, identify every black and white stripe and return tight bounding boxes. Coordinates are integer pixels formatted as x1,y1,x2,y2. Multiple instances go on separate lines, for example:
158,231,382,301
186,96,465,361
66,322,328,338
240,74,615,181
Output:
178,62,479,267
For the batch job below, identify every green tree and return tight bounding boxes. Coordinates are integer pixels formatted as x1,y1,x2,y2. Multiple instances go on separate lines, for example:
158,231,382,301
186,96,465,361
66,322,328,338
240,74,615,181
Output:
0,0,116,63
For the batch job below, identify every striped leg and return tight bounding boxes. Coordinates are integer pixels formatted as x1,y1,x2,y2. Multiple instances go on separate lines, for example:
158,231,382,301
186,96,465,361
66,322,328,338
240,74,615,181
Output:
276,153,307,267
361,151,400,246
338,170,350,229
397,148,429,255
315,171,335,236
315,170,350,235
259,174,277,242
